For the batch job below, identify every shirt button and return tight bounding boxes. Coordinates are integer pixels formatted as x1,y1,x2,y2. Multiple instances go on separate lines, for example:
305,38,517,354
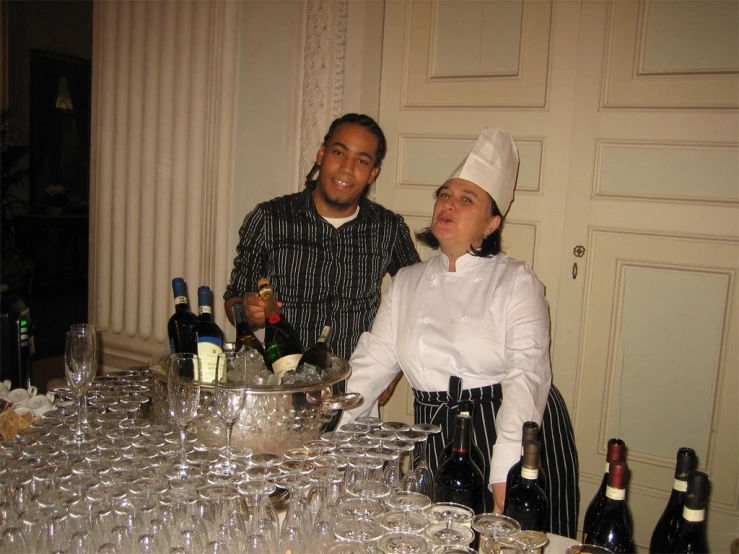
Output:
422,317,430,324
475,277,482,282
431,277,438,284
460,316,468,323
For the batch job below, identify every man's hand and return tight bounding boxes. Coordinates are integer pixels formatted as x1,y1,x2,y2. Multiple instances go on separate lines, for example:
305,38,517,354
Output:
377,373,403,406
492,482,506,515
225,292,282,329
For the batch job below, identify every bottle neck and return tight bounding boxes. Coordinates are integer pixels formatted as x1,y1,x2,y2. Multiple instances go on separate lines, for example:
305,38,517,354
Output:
258,284,281,320
198,305,213,320
174,296,188,309
605,485,626,501
682,505,705,523
672,478,689,493
452,416,472,460
520,465,539,482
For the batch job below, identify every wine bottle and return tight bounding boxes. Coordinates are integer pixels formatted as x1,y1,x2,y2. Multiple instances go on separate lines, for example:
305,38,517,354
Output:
671,471,710,554
583,438,627,542
167,277,198,354
297,325,333,374
232,301,268,361
433,413,485,515
504,440,548,531
257,278,303,378
193,285,224,383
586,460,635,553
649,447,699,553
435,401,491,511
505,421,549,508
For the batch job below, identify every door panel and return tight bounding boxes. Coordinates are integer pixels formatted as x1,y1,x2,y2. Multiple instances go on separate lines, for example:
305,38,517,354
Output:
377,0,739,548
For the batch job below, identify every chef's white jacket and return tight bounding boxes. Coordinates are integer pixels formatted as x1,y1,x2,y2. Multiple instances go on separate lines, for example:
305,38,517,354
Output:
344,251,552,484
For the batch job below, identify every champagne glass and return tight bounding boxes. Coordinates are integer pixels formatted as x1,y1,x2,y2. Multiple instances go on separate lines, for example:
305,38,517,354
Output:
64,327,97,443
69,323,98,430
211,352,247,476
167,353,201,476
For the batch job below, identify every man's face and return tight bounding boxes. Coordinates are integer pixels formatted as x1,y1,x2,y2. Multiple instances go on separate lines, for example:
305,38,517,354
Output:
314,123,380,218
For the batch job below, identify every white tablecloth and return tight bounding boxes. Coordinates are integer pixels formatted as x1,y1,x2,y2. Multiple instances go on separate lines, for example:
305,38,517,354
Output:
545,533,579,553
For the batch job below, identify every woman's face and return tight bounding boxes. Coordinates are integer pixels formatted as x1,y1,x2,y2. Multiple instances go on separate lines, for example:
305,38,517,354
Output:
431,178,501,259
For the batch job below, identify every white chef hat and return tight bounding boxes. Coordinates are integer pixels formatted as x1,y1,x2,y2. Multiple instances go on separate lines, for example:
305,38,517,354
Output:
447,127,520,216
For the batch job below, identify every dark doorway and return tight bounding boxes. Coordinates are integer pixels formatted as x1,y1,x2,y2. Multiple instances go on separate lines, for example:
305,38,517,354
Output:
3,0,93,391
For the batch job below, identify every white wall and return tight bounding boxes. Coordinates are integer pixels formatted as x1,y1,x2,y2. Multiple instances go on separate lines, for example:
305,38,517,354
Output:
228,1,303,306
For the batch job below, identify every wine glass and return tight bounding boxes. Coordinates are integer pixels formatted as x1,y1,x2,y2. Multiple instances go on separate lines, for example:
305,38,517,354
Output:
396,430,428,493
211,352,247,476
167,353,202,476
69,323,98,431
471,513,521,551
412,423,441,498
64,327,97,443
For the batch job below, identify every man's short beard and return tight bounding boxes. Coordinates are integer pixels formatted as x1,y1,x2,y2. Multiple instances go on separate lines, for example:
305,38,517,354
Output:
316,185,363,212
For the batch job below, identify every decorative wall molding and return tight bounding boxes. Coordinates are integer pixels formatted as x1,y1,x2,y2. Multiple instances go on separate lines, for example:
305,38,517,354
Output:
299,0,348,184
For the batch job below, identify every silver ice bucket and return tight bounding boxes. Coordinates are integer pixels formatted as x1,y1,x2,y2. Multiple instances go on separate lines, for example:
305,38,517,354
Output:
148,354,362,455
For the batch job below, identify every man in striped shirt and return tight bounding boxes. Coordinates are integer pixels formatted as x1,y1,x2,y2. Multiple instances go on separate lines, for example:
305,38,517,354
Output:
224,113,420,362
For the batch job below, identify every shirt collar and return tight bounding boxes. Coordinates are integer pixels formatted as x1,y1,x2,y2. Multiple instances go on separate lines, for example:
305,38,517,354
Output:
293,184,380,222
438,251,492,272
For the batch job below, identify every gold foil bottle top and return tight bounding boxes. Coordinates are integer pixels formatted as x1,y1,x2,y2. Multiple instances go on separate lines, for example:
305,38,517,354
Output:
257,278,280,320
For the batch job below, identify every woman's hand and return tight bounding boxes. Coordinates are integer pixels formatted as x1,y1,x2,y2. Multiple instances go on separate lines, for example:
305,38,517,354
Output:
492,482,506,514
378,373,403,406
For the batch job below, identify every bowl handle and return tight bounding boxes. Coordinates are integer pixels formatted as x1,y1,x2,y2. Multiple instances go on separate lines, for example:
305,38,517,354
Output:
305,390,363,411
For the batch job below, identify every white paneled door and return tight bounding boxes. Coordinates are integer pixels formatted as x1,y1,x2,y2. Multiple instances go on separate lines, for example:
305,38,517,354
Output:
376,0,738,550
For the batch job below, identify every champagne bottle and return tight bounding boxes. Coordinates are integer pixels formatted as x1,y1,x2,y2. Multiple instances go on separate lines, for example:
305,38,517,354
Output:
583,438,627,541
671,471,710,554
232,301,268,361
504,440,548,531
505,421,549,508
649,447,699,553
433,413,485,515
193,285,224,383
297,325,333,374
586,460,635,553
257,278,303,378
167,277,197,354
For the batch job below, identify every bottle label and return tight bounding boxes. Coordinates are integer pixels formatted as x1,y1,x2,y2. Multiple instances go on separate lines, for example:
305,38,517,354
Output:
199,305,212,315
673,478,688,492
682,506,705,522
197,338,223,383
604,461,610,474
605,485,626,500
174,296,187,306
521,466,538,480
271,353,302,378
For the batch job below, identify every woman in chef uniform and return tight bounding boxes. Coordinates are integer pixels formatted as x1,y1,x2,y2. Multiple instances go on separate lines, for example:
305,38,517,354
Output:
344,128,579,537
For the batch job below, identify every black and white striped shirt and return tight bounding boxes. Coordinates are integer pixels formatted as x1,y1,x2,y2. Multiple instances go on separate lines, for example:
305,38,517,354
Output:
224,188,421,360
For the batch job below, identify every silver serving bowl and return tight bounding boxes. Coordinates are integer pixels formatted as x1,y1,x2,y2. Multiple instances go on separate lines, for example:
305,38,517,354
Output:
148,354,362,454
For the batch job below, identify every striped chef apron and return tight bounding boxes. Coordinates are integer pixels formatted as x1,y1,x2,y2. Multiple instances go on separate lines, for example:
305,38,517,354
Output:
414,376,580,538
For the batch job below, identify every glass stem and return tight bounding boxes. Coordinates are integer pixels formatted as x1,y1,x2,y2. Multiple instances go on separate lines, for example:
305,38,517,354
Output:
225,424,233,464
408,446,416,474
419,439,428,467
75,395,83,438
180,428,187,467
81,394,89,429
